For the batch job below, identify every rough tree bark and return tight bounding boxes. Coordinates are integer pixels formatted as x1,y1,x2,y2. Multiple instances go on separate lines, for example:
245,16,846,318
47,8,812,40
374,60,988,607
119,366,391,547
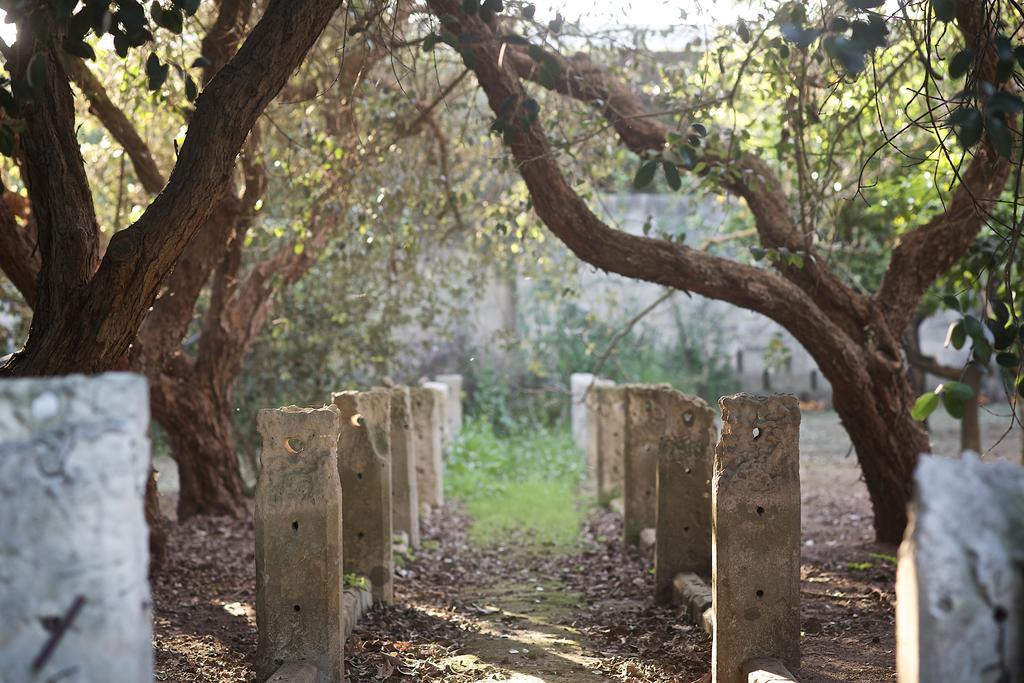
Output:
0,0,343,378
424,0,1011,542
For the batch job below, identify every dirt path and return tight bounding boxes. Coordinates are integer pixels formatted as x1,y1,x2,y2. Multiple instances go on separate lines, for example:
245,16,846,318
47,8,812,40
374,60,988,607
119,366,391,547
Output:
347,508,709,682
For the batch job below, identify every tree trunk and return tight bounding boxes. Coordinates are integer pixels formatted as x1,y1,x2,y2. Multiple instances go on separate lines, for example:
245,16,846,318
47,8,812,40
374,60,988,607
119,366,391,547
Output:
829,357,926,544
151,371,247,520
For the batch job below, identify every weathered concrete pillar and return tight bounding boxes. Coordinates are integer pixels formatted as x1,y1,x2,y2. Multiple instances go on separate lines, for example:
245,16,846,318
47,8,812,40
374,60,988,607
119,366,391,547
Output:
623,384,672,544
712,393,801,683
255,405,343,683
582,378,614,492
653,391,716,602
423,380,451,447
387,386,420,549
0,374,153,683
410,386,445,508
594,383,626,498
896,453,1023,682
332,390,393,605
571,372,596,449
435,374,464,438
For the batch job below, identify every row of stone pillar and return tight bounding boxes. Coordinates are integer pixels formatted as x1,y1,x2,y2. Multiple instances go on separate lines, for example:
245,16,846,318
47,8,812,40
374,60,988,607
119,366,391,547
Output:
571,373,1024,682
255,377,462,681
574,376,803,681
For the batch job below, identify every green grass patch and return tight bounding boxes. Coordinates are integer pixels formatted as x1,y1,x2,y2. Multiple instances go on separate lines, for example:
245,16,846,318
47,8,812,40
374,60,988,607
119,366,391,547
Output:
445,418,587,550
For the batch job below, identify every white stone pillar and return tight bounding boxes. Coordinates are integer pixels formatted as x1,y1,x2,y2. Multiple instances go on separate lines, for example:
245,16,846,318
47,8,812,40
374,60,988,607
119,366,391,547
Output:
0,373,153,683
570,372,596,449
434,374,464,438
896,453,1023,682
422,381,451,448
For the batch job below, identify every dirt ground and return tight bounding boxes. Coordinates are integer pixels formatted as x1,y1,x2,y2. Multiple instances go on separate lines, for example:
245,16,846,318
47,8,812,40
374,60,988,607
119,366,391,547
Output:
152,409,1023,682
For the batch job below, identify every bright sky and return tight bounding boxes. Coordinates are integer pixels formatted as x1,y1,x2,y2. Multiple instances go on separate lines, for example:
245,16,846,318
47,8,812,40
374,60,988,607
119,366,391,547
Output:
538,0,760,30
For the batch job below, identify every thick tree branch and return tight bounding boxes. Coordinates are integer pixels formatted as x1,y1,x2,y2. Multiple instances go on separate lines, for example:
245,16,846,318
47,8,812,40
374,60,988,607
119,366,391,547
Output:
504,37,876,338
4,0,343,375
874,0,1013,334
425,0,865,384
68,59,165,195
11,30,100,333
0,197,39,307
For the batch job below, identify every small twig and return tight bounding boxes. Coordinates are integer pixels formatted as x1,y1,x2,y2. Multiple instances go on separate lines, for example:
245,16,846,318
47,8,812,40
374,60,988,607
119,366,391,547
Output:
32,595,86,673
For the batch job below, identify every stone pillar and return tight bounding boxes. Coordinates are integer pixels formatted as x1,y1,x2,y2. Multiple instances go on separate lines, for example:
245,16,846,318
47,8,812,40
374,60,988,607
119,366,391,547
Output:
388,386,420,549
422,381,451,447
623,384,673,544
653,391,716,603
0,374,153,683
896,453,1024,682
410,386,445,508
435,374,464,438
571,372,596,449
582,378,614,492
255,405,343,682
712,393,800,683
594,383,626,498
332,390,393,605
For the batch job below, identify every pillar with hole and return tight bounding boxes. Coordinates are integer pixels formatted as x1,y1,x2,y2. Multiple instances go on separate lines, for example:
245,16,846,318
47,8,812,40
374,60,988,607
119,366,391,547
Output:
409,386,444,509
712,393,801,683
255,405,344,682
654,391,716,604
333,389,394,605
623,384,678,545
387,385,420,549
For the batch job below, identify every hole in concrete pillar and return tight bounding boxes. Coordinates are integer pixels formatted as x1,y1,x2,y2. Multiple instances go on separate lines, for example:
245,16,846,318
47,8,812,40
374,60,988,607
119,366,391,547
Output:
293,604,301,612
756,506,765,516
351,414,366,428
683,526,690,532
752,427,762,441
756,590,764,599
284,437,304,454
938,596,954,612
358,531,365,540
994,606,1008,622
356,472,364,480
683,411,694,426
292,521,299,531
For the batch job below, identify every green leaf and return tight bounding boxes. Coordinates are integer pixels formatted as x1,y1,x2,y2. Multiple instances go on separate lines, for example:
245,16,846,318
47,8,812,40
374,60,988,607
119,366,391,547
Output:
422,33,439,52
949,48,973,79
932,0,955,21
988,115,1013,158
145,52,169,91
184,74,198,102
973,341,992,365
750,247,768,261
942,392,965,419
662,161,681,190
962,315,983,340
996,352,1020,368
943,381,975,402
953,107,983,148
172,0,200,15
633,160,658,189
911,392,940,420
736,19,751,42
942,294,961,311
946,321,967,349
62,38,96,60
